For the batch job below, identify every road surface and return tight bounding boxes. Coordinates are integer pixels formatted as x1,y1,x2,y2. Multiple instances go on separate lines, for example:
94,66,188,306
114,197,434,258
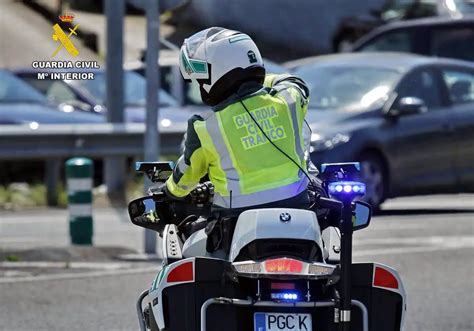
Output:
0,194,473,330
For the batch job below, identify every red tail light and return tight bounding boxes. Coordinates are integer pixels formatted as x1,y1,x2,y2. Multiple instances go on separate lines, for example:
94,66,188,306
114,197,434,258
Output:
167,261,194,283
271,282,296,290
264,258,303,274
373,266,399,289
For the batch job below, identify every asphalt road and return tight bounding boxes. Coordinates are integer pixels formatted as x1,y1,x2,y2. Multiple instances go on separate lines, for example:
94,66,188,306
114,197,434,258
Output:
0,194,473,331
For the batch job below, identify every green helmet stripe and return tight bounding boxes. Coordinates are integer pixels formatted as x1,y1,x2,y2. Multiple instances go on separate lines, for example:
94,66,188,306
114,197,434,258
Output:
181,50,194,74
229,35,251,43
190,60,208,74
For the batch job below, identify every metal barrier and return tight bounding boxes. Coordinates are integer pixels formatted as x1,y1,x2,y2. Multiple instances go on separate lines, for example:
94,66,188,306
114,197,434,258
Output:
0,123,186,205
0,123,186,159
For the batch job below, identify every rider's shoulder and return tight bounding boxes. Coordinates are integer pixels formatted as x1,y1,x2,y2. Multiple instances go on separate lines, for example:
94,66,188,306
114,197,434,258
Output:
265,73,309,103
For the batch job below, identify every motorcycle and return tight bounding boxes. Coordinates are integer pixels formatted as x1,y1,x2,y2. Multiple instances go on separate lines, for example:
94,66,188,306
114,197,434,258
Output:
128,161,406,331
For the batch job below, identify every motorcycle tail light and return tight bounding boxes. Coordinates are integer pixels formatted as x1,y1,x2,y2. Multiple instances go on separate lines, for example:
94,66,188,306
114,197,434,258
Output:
232,261,262,274
271,282,296,290
373,266,399,289
308,263,336,276
232,258,336,279
264,258,303,274
167,261,194,283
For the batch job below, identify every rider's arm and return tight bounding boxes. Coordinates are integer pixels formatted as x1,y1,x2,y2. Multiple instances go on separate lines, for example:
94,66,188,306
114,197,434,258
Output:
165,115,208,198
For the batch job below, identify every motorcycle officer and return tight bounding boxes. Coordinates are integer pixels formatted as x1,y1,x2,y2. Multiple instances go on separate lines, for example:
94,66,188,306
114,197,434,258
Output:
165,27,309,212
164,27,315,221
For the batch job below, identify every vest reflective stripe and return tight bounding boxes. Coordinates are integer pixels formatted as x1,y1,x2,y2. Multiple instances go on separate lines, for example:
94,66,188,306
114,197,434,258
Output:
206,114,242,196
176,155,189,172
279,89,304,162
213,174,308,208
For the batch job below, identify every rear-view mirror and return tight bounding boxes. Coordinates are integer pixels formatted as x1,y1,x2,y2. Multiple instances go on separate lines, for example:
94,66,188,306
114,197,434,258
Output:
128,196,164,232
390,96,427,117
353,201,372,231
135,161,174,183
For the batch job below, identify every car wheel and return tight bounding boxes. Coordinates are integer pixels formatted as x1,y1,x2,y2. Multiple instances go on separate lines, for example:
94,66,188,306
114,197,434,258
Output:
359,154,387,210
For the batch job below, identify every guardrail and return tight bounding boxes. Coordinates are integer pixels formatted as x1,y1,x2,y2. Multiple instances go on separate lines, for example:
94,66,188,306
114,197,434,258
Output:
0,123,186,159
0,123,186,205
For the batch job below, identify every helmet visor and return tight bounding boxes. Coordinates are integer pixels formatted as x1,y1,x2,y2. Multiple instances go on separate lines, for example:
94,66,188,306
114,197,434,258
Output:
185,27,225,60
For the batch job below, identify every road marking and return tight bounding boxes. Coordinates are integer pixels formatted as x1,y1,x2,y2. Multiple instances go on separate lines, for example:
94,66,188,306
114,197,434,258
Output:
0,261,135,269
0,237,56,243
355,235,474,246
354,235,474,257
354,245,471,257
362,224,426,231
0,266,160,284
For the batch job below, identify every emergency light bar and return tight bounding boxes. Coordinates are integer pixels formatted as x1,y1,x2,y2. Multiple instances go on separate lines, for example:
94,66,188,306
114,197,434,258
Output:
328,181,366,198
232,257,336,279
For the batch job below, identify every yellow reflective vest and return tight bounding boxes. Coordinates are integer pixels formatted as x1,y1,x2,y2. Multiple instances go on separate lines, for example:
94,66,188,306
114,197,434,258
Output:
166,74,310,208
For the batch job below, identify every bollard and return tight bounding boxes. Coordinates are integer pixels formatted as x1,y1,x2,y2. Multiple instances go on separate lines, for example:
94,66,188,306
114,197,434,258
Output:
66,158,94,245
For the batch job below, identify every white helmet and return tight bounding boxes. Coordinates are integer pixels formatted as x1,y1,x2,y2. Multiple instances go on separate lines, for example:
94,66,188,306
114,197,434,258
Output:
179,27,265,106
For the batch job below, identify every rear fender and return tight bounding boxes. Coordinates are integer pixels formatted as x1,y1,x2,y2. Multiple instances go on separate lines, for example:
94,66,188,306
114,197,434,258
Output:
147,257,232,330
352,262,407,331
147,258,197,330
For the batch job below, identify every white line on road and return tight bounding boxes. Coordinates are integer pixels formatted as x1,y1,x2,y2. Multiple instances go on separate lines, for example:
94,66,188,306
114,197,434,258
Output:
0,266,159,284
354,235,474,257
0,261,135,269
354,244,472,257
355,235,474,246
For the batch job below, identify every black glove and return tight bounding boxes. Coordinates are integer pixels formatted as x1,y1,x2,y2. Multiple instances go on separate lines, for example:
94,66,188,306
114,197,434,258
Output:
189,182,214,205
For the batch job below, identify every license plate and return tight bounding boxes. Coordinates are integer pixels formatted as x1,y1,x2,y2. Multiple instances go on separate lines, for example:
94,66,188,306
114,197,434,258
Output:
254,312,312,331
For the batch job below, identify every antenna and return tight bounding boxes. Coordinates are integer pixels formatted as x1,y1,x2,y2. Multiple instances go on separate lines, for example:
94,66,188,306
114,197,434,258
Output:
230,190,233,209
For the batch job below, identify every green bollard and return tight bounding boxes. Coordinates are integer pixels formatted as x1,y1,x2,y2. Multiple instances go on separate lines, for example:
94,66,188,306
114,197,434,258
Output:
66,158,93,245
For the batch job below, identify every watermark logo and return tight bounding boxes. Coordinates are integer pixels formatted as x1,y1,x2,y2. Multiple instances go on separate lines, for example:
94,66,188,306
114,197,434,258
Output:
31,12,100,80
52,13,80,57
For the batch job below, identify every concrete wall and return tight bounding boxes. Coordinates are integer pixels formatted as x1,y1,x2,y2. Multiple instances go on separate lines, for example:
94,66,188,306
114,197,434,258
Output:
180,0,385,55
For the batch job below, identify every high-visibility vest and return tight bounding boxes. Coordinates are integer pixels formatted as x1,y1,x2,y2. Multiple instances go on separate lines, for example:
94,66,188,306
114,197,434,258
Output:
166,74,309,208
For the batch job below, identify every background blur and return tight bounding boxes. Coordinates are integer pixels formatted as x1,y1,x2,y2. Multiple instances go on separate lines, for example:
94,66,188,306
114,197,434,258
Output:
0,0,473,330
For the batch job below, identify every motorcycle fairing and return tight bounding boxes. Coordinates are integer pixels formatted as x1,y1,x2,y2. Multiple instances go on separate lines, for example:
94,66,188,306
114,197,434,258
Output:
229,208,324,262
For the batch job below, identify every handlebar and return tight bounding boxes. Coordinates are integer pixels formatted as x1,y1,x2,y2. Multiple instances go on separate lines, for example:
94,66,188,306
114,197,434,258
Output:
149,184,343,231
317,196,343,211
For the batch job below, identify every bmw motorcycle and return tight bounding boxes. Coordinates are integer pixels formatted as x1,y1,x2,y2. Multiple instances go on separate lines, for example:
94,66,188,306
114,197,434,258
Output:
128,161,406,331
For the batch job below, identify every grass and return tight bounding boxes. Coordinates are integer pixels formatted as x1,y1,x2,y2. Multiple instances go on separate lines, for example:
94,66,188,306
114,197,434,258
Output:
5,255,20,262
0,155,179,210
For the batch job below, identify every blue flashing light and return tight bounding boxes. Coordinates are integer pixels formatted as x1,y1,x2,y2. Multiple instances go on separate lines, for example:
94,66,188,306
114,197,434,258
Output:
271,292,299,301
328,181,366,197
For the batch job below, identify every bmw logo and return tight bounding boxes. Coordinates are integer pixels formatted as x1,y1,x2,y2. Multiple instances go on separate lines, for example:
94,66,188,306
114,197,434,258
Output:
279,212,291,222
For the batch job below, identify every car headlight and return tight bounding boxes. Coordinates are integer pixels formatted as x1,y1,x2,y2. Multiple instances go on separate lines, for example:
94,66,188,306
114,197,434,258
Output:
310,133,351,152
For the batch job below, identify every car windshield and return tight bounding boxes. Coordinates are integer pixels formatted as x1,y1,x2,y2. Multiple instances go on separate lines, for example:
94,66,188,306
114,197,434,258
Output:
382,0,438,20
293,65,401,111
75,71,177,107
0,71,47,104
453,0,474,14
384,0,474,16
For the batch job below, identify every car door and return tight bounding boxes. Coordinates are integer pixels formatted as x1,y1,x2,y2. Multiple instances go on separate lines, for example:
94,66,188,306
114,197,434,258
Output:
389,66,457,194
439,66,474,189
429,24,474,62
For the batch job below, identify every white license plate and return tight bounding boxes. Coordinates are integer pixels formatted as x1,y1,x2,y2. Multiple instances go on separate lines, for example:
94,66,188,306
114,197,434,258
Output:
254,312,312,331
